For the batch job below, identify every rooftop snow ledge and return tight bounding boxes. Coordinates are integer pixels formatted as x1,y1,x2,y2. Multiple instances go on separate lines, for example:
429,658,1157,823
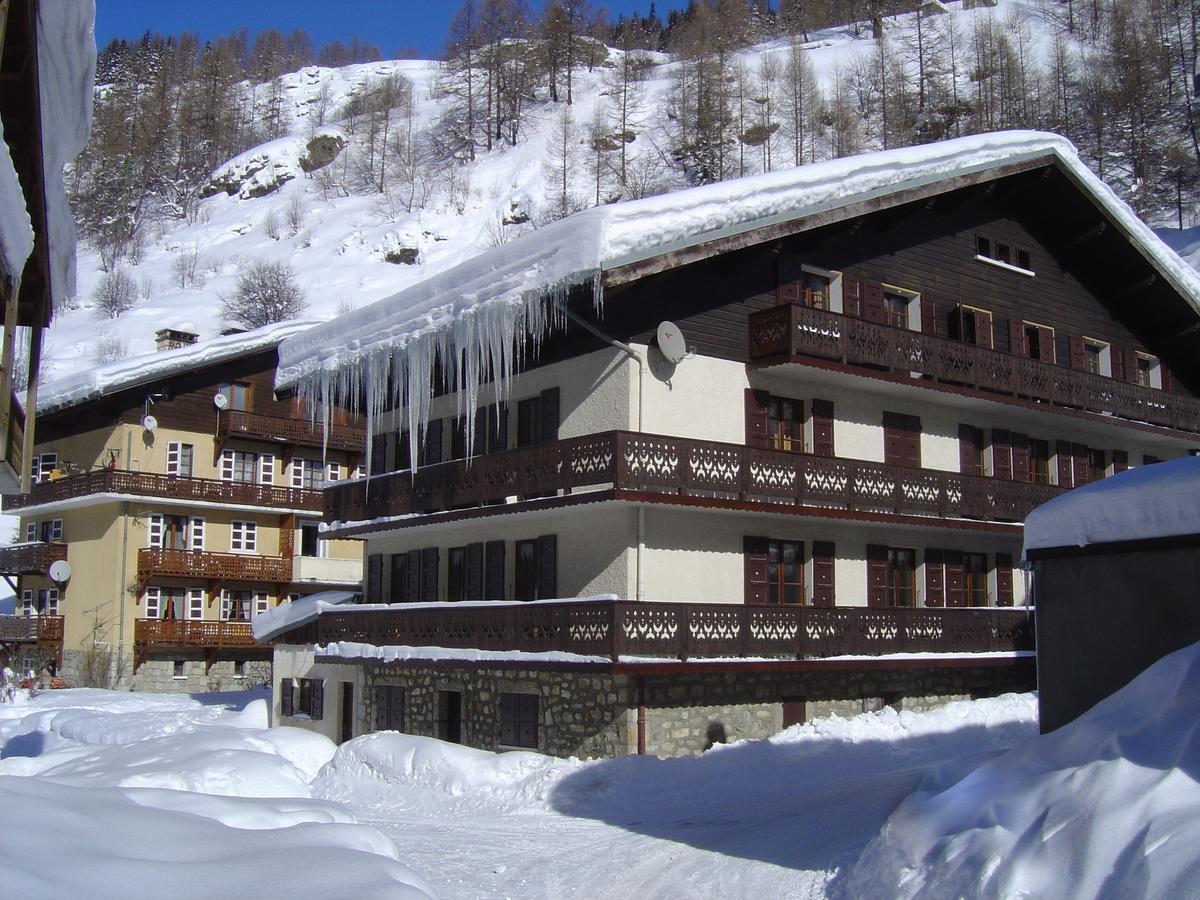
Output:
1023,456,1200,556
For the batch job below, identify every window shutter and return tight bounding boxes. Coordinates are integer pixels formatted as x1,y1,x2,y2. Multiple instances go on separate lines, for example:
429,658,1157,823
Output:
24,522,35,542
1040,327,1056,363
811,399,835,457
842,276,863,317
50,519,63,541
992,429,1012,481
862,281,885,324
811,541,835,607
1008,318,1025,357
1068,335,1087,370
374,686,389,731
291,458,304,488
424,419,443,465
743,536,769,604
1055,441,1074,488
1161,364,1173,391
465,543,484,600
389,554,405,602
220,450,234,481
310,679,324,720
144,586,161,619
996,553,1014,607
189,517,205,551
882,412,921,468
485,540,506,600
539,388,560,444
745,388,770,448
488,404,508,454
944,550,966,607
420,547,439,601
370,434,388,474
776,255,802,305
919,296,938,335
366,554,384,603
500,692,517,745
1112,450,1129,473
259,453,275,484
405,549,421,601
958,424,982,476
866,544,889,608
327,461,340,482
167,442,180,476
536,535,557,600
975,310,994,349
281,680,294,717
148,513,163,549
1010,433,1030,483
924,548,945,607
1072,443,1090,486
1121,348,1140,383
518,694,538,748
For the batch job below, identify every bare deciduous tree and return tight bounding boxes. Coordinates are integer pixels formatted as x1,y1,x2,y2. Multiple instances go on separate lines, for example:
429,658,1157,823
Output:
93,268,138,318
221,260,307,329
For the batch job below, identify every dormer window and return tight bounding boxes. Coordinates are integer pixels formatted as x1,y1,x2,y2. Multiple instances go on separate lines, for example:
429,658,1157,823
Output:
975,235,1034,276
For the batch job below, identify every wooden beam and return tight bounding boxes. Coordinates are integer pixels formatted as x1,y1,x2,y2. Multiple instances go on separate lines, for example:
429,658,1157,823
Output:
18,316,39,492
0,275,21,471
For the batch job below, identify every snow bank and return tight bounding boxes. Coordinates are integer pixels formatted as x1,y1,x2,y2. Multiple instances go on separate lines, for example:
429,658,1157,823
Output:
1023,455,1200,553
276,130,1200,475
839,640,1200,899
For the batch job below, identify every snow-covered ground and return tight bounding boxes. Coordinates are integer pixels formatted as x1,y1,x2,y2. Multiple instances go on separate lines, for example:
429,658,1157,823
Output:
6,643,1200,897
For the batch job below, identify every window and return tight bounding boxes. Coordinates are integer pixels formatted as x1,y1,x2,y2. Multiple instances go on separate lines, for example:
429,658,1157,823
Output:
1023,325,1040,360
144,587,162,620
500,692,539,748
798,270,830,309
375,685,406,731
1089,449,1107,482
39,519,63,543
437,690,462,743
173,660,186,678
766,540,804,605
221,590,265,621
19,590,33,615
222,450,256,483
149,514,203,550
230,521,257,553
975,235,1034,274
948,305,993,348
516,388,560,448
515,536,557,601
31,452,58,484
233,660,245,677
166,442,194,478
964,553,988,607
448,546,467,601
326,461,341,482
162,514,189,550
218,382,250,411
1014,321,1055,363
1136,354,1153,388
887,548,916,608
959,424,986,477
1081,339,1111,377
299,520,326,558
767,397,803,453
885,292,909,329
188,588,204,621
390,548,440,602
297,677,324,719
881,286,921,331
1029,439,1050,484
29,588,60,616
291,458,324,490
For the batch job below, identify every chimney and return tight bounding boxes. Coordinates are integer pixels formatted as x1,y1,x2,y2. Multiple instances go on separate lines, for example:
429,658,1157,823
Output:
156,328,199,352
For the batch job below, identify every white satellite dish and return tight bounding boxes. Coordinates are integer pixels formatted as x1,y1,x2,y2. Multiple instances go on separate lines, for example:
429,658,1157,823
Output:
48,559,71,583
142,415,158,432
656,321,688,364
213,392,229,410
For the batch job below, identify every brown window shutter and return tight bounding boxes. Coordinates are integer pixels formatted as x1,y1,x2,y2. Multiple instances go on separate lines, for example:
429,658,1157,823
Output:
420,547,439,601
958,424,983,476
745,388,770,448
1055,441,1074,488
485,540,506,600
862,281,886,324
489,403,508,453
992,429,1012,481
310,679,324,721
374,686,389,731
866,544,889,607
1068,334,1087,370
744,536,769,604
404,549,421,601
423,418,443,465
390,553,406,601
365,554,384,603
811,399,835,456
883,412,921,468
1040,327,1056,363
370,434,388,474
465,542,484,600
777,255,802,305
996,553,1014,607
920,296,938,335
280,680,294,717
842,277,863,317
1112,450,1129,473
1008,318,1025,357
1123,348,1141,383
536,535,557,600
975,310,994,349
1161,365,1173,392
811,541,835,607
1010,433,1030,482
1072,443,1090,486
540,388,560,444
944,550,965,607
924,548,945,607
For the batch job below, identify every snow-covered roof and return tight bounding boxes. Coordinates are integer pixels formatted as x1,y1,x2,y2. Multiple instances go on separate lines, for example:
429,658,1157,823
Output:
251,589,358,643
275,131,1200,474
1023,456,1200,555
38,319,319,415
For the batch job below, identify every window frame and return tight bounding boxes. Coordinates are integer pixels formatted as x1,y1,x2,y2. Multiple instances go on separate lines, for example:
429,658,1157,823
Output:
766,539,805,606
964,552,989,607
218,381,251,411
886,548,917,608
230,520,257,554
880,283,921,332
974,235,1035,276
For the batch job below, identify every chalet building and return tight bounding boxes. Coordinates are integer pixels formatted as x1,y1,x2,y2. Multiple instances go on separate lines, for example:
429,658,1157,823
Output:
0,323,366,690
264,132,1200,757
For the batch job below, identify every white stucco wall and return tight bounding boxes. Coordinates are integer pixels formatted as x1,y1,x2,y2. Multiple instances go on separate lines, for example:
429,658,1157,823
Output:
272,646,363,743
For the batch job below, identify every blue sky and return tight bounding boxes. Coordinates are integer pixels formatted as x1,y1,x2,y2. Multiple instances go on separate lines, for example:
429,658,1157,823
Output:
95,1,692,60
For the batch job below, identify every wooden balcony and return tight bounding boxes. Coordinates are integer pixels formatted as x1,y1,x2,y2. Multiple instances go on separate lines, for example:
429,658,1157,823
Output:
2,468,323,513
137,548,292,583
0,541,66,575
325,430,1062,526
218,409,365,453
748,303,1200,434
311,600,1034,662
0,613,62,643
134,618,261,649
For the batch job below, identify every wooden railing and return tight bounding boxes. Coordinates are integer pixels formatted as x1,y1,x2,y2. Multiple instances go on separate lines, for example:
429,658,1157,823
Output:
218,409,365,453
0,541,66,575
2,468,323,512
325,431,1062,524
137,548,292,583
134,618,261,648
748,303,1200,434
0,614,62,642
312,600,1034,661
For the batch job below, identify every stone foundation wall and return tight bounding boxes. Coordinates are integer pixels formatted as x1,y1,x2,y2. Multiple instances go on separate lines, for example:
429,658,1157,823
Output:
59,649,272,694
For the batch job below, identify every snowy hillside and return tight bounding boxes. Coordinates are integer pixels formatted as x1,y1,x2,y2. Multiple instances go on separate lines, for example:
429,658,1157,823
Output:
52,0,1200,388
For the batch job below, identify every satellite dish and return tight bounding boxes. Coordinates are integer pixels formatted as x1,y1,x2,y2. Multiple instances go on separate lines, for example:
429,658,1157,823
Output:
48,559,71,583
656,321,688,364
213,393,229,410
142,415,158,432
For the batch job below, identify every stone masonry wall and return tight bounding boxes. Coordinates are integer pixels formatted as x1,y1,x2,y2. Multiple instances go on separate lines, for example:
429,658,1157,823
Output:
59,649,272,694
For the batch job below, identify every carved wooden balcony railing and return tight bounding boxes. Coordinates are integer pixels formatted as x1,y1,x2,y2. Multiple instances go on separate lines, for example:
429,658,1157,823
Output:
748,303,1200,434
325,431,1062,525
310,600,1034,661
137,548,292,583
134,618,262,649
0,541,66,575
2,468,323,513
218,409,366,453
0,614,62,643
